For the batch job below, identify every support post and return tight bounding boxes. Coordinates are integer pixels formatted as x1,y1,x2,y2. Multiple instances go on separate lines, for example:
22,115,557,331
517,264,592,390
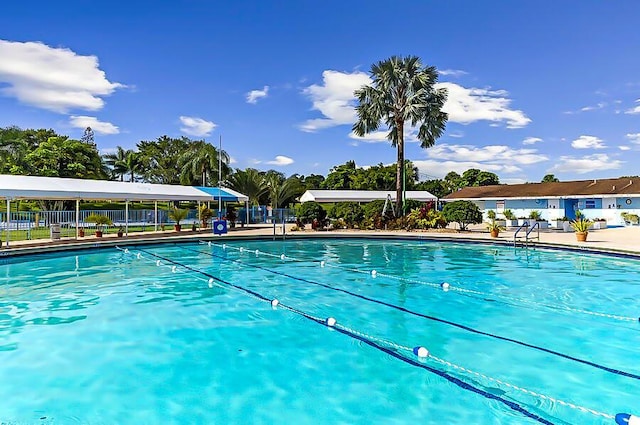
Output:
6,198,10,248
198,201,201,230
125,200,129,236
154,201,158,231
76,200,80,239
246,200,249,226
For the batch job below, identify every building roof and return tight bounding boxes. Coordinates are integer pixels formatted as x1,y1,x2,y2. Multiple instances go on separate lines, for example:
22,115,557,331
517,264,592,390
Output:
442,177,640,201
300,190,437,203
0,174,248,202
194,186,249,202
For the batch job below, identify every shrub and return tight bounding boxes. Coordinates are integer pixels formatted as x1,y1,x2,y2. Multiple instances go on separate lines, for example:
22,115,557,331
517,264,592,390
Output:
442,200,482,231
405,206,449,230
487,210,496,220
298,201,327,225
503,209,516,220
529,210,542,220
329,202,364,228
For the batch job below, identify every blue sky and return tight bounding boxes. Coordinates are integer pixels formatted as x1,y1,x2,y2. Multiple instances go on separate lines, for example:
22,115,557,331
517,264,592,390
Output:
1,1,640,183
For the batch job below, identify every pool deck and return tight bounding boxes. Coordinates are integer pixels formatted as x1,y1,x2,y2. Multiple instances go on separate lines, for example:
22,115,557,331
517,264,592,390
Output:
1,223,639,257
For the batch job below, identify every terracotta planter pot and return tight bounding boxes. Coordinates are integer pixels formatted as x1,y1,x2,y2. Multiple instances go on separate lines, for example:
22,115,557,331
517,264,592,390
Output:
78,229,85,238
95,230,103,238
575,231,588,242
490,229,499,238
174,224,182,232
117,231,123,237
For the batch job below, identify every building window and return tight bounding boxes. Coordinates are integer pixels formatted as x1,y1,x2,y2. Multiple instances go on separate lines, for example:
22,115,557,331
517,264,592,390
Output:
585,199,596,209
496,201,505,212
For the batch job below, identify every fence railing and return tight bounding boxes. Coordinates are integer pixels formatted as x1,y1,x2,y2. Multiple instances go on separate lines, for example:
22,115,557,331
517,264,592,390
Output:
0,207,295,243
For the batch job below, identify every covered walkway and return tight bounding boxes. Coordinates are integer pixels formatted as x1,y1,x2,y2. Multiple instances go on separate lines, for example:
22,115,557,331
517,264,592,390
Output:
0,174,248,247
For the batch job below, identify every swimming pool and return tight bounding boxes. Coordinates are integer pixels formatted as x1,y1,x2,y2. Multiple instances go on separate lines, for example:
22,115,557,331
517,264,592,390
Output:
0,238,638,424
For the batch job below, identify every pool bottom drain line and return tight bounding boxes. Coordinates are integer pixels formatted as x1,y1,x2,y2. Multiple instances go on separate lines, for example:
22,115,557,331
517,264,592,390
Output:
123,246,634,424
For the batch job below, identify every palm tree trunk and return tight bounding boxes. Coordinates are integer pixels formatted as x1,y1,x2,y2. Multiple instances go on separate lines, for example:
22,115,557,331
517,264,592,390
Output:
396,121,404,217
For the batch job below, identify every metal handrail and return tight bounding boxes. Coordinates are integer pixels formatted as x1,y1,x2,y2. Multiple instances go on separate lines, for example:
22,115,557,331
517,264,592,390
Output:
513,221,529,246
526,221,540,241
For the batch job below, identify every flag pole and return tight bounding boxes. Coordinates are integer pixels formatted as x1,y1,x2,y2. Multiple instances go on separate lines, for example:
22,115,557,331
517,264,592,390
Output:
218,134,222,218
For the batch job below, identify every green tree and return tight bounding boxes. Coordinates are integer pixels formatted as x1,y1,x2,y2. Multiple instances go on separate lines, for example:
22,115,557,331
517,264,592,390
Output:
178,140,230,186
442,200,483,231
321,160,358,189
541,174,560,183
353,55,448,216
227,168,267,206
265,175,304,208
460,169,500,187
137,136,190,184
443,171,462,193
24,136,107,179
415,179,449,198
103,146,128,181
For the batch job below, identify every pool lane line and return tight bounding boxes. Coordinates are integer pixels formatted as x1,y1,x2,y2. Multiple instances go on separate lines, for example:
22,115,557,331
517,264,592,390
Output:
184,245,640,383
205,241,637,323
131,247,558,425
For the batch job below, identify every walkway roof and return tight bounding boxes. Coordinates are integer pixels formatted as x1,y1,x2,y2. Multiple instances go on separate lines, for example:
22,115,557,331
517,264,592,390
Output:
0,174,247,202
299,190,437,203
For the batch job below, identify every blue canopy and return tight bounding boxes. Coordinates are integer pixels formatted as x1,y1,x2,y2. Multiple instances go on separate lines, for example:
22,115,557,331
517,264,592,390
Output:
193,186,249,202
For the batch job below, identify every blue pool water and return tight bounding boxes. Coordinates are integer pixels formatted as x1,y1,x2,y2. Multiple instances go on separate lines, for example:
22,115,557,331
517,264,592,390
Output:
0,238,638,424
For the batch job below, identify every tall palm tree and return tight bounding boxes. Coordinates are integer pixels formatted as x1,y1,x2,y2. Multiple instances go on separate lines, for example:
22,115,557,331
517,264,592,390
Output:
178,140,230,186
123,150,142,182
226,168,267,206
265,174,304,208
353,55,448,216
103,146,128,181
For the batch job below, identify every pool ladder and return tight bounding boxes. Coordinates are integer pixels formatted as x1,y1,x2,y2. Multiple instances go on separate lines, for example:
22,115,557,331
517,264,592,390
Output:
513,221,540,248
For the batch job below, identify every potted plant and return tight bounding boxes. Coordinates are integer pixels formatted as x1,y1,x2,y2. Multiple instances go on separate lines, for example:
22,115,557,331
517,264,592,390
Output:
570,217,593,242
117,226,124,237
486,218,506,238
226,206,237,229
503,209,518,228
199,205,214,229
168,207,189,231
621,212,639,226
78,227,85,238
550,216,568,229
85,214,113,238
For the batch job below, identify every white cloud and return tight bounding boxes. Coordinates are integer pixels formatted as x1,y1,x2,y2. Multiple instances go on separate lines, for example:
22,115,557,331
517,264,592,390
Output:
549,154,623,174
69,115,119,135
0,39,123,113
625,100,640,114
580,102,606,112
348,129,391,143
626,133,640,144
522,137,542,145
619,146,631,151
449,131,464,138
246,85,269,104
179,116,217,137
299,70,371,132
229,157,238,164
413,159,521,179
266,155,294,166
439,82,531,128
300,70,531,133
571,135,606,149
426,144,548,165
439,69,467,77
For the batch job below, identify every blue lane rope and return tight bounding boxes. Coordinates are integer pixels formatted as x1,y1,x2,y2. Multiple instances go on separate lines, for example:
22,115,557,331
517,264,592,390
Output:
129,247,558,425
184,245,640,382
206,241,637,323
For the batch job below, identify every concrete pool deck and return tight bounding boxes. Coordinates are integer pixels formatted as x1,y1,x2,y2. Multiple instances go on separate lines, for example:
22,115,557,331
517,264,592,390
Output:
1,223,639,257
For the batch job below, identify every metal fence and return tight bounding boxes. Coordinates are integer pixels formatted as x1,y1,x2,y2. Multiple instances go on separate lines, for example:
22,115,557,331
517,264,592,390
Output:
0,207,295,243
